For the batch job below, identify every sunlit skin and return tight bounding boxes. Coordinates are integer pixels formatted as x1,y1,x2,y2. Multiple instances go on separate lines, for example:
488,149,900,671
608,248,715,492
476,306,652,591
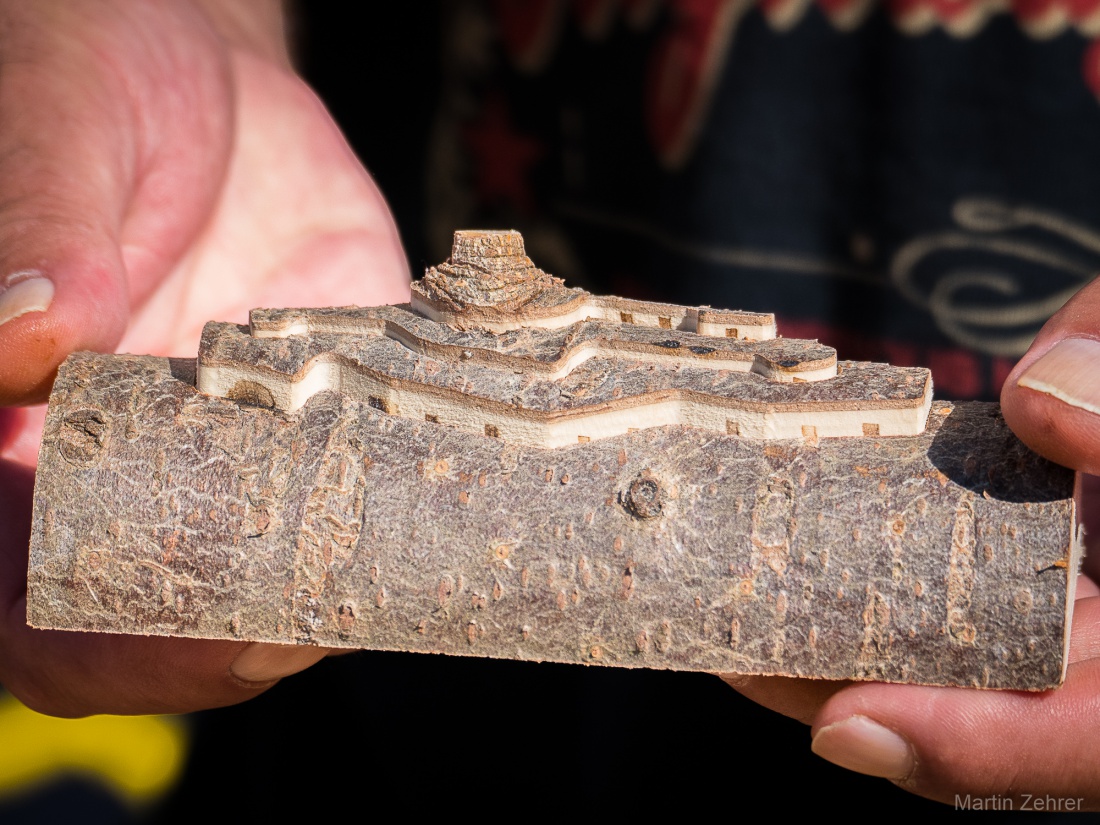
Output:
2,0,1100,808
0,0,408,717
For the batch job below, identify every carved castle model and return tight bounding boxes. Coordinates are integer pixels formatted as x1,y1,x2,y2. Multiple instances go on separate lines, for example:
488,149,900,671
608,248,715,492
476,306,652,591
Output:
28,228,1076,689
196,230,932,448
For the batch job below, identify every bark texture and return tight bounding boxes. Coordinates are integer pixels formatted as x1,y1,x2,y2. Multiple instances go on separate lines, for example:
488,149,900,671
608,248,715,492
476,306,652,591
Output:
29,353,1077,689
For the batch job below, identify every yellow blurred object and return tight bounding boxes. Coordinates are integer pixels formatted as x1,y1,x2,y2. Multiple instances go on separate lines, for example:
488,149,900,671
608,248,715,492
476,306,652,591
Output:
0,692,188,803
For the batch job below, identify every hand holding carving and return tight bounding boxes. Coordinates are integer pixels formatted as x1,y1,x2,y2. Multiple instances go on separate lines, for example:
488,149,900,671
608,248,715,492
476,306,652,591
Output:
0,0,408,716
727,281,1100,809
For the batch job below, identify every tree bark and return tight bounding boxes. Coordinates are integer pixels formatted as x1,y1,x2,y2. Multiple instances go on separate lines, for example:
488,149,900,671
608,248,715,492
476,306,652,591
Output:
29,353,1078,689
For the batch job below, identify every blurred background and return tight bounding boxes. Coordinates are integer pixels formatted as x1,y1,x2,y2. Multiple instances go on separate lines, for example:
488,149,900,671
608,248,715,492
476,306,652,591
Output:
6,1,1100,819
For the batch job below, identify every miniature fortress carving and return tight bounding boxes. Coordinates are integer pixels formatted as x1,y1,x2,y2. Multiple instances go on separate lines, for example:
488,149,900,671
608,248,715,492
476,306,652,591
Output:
197,231,932,447
27,230,1078,690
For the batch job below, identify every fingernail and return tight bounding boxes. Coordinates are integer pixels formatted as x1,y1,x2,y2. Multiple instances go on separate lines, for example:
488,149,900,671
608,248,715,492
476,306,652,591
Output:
230,642,328,684
811,716,915,779
1018,338,1100,416
0,271,53,326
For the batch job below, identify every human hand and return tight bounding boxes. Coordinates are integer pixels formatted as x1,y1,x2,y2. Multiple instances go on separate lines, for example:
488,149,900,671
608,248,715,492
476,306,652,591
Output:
0,0,409,716
723,283,1100,810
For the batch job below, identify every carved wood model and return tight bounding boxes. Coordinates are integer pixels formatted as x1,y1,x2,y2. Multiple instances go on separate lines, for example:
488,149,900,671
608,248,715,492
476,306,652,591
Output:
28,231,1078,689
197,230,931,446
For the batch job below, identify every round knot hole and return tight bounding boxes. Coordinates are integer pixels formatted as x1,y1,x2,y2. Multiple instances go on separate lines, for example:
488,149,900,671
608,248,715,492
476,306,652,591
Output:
626,471,663,519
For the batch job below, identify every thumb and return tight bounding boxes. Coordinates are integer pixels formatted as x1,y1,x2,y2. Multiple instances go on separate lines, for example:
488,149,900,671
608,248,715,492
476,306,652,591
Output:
809,283,1100,807
1002,279,1100,476
0,230,128,407
808,591,1100,809
0,32,133,405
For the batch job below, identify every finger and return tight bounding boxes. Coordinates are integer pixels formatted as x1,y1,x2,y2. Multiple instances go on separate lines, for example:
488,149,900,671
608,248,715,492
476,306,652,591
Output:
0,458,327,716
807,594,1100,808
0,4,233,404
1002,282,1100,476
721,573,1100,727
121,50,409,356
1,623,331,718
719,674,849,725
0,30,131,404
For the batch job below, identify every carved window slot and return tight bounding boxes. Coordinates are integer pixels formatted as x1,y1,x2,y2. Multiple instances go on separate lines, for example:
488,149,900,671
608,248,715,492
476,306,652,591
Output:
578,435,591,443
802,425,817,439
726,328,739,338
368,396,390,413
620,312,634,324
658,316,672,329
485,424,500,438
726,420,740,436
862,423,880,436
425,414,439,423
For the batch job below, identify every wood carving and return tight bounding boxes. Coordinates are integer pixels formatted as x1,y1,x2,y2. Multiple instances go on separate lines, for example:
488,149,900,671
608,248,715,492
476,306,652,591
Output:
28,230,1078,689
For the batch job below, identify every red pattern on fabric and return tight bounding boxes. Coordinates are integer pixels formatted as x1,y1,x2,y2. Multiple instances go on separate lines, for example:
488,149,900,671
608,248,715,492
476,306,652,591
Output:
888,0,981,23
572,0,619,35
758,0,791,13
1084,38,1100,98
493,0,565,70
645,0,740,166
888,0,1100,28
1012,0,1100,23
462,96,545,213
490,0,1100,165
817,0,866,14
927,348,982,398
622,0,664,26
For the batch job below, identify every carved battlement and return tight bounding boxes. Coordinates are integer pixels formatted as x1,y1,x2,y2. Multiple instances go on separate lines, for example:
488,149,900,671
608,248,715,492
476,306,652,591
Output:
196,230,932,448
